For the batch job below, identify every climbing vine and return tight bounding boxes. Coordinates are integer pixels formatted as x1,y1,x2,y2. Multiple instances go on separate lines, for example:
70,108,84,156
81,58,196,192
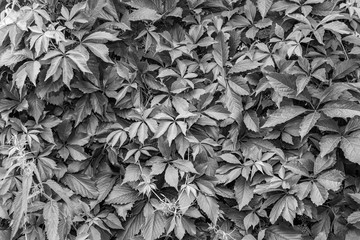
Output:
1,0,360,239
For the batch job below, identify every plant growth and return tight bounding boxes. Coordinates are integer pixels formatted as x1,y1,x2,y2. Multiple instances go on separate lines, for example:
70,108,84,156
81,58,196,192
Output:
1,0,360,239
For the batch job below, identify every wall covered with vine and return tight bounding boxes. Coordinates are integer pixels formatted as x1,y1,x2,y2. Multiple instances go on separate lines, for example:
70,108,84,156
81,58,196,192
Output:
1,0,360,239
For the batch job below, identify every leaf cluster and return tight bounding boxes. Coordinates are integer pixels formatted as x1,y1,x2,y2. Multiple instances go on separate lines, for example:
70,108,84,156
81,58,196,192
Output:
1,0,360,239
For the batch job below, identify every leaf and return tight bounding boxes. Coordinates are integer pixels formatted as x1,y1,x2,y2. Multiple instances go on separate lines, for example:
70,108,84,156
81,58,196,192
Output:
219,153,241,164
178,192,195,215
142,211,166,240
270,195,286,224
165,164,178,189
310,182,328,206
294,181,312,200
11,195,24,237
340,131,360,164
266,73,297,97
284,161,309,177
43,201,60,240
312,212,331,236
0,230,10,240
346,229,360,240
114,203,134,219
274,24,284,38
11,174,32,238
66,50,91,73
319,134,341,157
67,145,90,161
314,232,327,240
157,69,178,78
245,139,285,159
95,174,117,203
74,95,92,126
317,169,344,191
14,61,41,90
45,180,74,208
321,101,360,118
84,31,119,42
349,193,360,204
287,13,312,26
314,154,336,175
138,123,149,144
222,84,244,123
348,211,360,224
0,99,18,112
257,0,273,18
228,76,251,95
234,177,254,211
244,110,260,132
175,216,186,239
105,183,139,204
243,234,257,240
118,213,145,240
0,48,28,68
166,122,178,145
244,212,260,230
266,225,302,240
299,111,321,139
212,31,228,67
44,55,61,81
26,61,41,85
322,21,352,34
61,174,99,199
129,8,161,21
262,106,307,128
296,76,311,95
67,132,89,146
90,92,106,114
28,93,45,123
318,83,353,104
281,195,298,225
84,43,112,63
203,105,230,120
316,118,340,133
87,0,118,23
344,116,360,134
172,159,198,173
153,121,172,139
332,60,358,80
123,164,141,183
61,58,74,88
229,59,262,74
172,96,195,118
196,193,219,224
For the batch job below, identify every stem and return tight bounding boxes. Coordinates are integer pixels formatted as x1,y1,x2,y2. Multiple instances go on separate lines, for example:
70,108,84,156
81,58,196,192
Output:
338,38,349,60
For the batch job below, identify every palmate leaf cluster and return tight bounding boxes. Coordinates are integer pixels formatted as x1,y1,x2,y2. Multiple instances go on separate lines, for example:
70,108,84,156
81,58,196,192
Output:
1,0,360,239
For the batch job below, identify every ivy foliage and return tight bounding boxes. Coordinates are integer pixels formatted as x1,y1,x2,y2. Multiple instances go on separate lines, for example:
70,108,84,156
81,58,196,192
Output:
1,0,360,239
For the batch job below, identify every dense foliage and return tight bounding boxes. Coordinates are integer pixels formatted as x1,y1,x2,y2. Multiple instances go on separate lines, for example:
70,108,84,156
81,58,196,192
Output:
1,0,360,239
